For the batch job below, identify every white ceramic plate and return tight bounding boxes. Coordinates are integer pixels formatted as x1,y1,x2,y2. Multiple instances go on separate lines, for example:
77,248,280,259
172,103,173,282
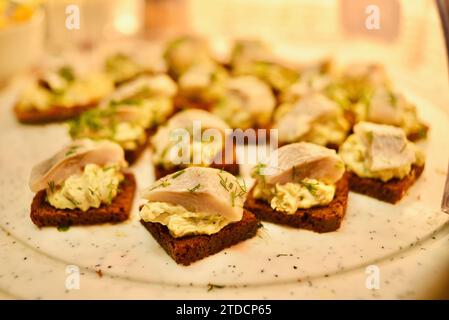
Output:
1,65,449,299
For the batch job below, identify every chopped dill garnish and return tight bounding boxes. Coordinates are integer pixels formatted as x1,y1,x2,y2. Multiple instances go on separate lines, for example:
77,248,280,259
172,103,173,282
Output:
218,173,229,191
57,225,70,232
65,145,80,157
88,187,95,196
230,190,236,207
58,66,75,82
188,183,201,193
300,180,319,195
171,169,186,179
251,163,267,183
148,180,171,191
218,172,246,206
103,165,116,171
389,91,398,107
66,196,80,206
161,180,171,188
47,181,56,193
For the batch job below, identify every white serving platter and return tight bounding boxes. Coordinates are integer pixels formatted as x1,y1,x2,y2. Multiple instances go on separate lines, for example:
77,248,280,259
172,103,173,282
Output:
0,54,448,299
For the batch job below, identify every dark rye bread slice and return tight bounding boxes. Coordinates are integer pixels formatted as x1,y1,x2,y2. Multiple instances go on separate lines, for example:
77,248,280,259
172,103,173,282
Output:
30,173,136,227
14,103,96,124
140,210,261,266
244,173,349,233
347,164,424,204
124,138,149,165
407,124,429,142
122,126,156,165
173,94,213,111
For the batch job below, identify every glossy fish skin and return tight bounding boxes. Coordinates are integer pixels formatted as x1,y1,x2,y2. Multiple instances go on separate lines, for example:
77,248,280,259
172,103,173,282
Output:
29,139,125,193
354,122,416,172
261,142,345,185
141,167,245,222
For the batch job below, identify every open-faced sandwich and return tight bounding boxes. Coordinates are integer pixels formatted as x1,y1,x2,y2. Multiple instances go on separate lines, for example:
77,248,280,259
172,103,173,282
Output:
339,122,425,203
230,39,299,95
139,167,260,265
175,62,229,111
280,65,334,104
348,85,428,141
244,142,349,233
151,109,239,179
273,93,351,149
69,74,177,164
325,63,428,141
104,52,159,86
164,36,214,80
29,139,136,228
212,75,276,133
229,39,273,67
14,65,114,123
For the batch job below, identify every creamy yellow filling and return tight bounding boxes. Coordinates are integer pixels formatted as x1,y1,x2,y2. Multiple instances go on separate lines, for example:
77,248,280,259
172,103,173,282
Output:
105,53,143,83
212,95,271,129
253,178,336,214
113,122,146,151
234,61,299,92
69,110,146,151
274,103,350,146
46,164,124,212
18,73,113,111
140,201,231,237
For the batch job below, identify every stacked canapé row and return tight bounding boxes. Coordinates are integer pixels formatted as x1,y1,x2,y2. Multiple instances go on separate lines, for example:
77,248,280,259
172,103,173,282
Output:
22,37,427,265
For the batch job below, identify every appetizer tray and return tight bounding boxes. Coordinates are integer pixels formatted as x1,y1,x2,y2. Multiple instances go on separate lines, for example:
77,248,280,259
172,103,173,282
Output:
1,51,449,300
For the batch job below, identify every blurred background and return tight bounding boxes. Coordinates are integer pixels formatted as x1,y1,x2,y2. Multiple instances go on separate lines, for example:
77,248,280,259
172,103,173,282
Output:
1,0,448,111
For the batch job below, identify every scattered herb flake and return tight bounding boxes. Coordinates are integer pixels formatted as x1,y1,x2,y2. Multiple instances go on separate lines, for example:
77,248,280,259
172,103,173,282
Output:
171,169,186,179
149,180,171,191
47,181,56,193
57,225,70,232
300,180,318,195
65,145,80,157
66,196,80,207
188,183,201,193
230,190,236,207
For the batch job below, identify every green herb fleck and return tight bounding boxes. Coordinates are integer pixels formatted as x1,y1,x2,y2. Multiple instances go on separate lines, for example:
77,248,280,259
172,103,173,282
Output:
161,180,171,188
230,190,236,207
389,91,398,107
66,196,80,207
57,225,70,232
188,183,201,193
47,181,56,193
252,163,267,183
172,169,186,179
300,181,318,195
65,145,80,157
103,165,116,172
149,180,171,191
88,187,95,196
218,173,229,191
207,283,225,292
58,66,75,82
